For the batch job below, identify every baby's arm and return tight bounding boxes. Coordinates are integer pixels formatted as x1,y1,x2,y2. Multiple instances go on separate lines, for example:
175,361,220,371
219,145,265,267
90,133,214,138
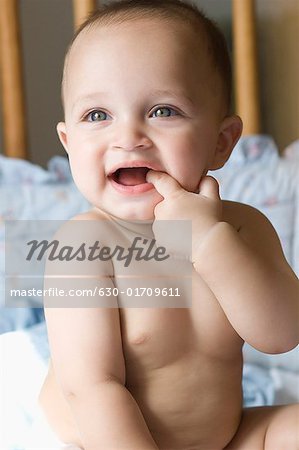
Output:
193,204,299,353
43,219,158,450
45,303,158,450
147,171,299,354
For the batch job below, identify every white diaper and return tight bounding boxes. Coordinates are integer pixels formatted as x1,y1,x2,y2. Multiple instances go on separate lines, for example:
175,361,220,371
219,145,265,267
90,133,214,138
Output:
23,409,82,450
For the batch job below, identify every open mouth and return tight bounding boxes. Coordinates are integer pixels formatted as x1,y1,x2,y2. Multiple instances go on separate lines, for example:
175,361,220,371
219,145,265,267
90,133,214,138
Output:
110,167,150,186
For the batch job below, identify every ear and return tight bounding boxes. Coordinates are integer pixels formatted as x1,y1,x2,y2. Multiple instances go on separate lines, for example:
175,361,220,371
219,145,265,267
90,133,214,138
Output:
56,122,69,154
209,115,243,170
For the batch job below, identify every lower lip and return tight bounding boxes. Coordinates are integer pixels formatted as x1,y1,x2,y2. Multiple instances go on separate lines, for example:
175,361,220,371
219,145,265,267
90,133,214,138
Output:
109,178,155,195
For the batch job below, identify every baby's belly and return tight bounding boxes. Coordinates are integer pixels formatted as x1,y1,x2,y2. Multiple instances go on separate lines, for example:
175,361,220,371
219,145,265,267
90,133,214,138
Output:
126,353,243,450
40,353,243,450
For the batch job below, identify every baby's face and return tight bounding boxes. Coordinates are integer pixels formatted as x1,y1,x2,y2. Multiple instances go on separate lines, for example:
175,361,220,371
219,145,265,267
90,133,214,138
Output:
59,19,226,221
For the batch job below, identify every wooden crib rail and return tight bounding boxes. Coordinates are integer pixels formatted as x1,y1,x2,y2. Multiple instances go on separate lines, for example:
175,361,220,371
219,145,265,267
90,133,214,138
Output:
0,0,98,160
0,0,28,159
232,0,261,135
73,0,97,30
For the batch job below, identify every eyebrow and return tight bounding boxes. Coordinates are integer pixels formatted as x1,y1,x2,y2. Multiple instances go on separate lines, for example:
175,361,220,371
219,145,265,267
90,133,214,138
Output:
71,92,109,113
71,89,195,113
150,89,195,107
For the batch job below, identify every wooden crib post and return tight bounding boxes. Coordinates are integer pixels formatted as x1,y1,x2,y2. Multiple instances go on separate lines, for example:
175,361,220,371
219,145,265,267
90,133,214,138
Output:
0,0,28,158
232,0,261,135
72,0,97,30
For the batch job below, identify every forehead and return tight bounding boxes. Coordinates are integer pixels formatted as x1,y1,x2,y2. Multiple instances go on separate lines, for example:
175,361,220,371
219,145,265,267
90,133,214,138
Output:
70,16,204,58
61,17,227,119
64,18,209,89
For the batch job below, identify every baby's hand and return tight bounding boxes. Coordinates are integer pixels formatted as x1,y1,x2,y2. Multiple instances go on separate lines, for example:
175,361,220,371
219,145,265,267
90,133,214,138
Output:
146,171,222,261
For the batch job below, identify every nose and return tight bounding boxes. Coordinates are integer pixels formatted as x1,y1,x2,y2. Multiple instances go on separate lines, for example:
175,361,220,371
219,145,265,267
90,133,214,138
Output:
111,121,152,151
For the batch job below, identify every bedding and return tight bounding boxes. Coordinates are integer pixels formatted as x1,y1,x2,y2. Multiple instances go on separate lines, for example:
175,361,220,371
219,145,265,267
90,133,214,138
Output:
0,135,298,450
212,135,299,275
0,155,90,334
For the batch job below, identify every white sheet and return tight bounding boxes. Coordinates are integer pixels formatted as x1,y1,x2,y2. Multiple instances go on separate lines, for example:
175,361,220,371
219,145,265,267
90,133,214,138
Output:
1,327,298,450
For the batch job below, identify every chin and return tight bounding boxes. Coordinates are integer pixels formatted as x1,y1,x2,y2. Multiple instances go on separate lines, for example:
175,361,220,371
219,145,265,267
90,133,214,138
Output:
115,208,155,222
107,199,156,222
107,191,162,222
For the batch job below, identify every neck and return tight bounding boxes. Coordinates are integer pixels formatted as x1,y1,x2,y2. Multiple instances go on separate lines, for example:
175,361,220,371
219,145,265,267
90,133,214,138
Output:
108,214,155,239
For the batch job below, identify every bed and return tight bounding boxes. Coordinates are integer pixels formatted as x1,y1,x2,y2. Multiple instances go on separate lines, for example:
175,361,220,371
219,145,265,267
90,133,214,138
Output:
0,1,298,449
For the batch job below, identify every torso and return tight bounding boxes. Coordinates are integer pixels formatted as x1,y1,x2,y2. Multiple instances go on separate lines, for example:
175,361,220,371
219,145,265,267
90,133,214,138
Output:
39,200,246,450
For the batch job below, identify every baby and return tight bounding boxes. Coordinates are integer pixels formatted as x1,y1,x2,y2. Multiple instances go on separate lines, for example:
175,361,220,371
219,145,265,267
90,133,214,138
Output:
39,1,299,449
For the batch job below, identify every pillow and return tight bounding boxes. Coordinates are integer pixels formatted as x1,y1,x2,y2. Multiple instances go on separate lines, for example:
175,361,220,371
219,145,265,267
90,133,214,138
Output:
211,135,299,274
284,140,299,276
0,155,90,332
0,154,72,184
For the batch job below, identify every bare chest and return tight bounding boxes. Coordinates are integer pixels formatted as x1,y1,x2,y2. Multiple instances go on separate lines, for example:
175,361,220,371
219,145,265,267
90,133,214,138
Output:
117,267,242,381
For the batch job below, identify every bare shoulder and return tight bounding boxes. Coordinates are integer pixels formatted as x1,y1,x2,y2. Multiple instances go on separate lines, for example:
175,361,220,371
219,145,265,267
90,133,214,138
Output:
45,207,114,279
57,207,110,236
221,200,289,269
222,199,270,232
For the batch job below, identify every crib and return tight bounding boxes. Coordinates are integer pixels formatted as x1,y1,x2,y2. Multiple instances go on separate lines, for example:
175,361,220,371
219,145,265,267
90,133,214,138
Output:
0,1,298,450
0,0,262,160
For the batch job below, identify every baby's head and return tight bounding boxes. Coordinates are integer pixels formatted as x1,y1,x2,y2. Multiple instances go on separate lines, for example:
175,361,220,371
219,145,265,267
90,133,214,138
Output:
57,0,242,221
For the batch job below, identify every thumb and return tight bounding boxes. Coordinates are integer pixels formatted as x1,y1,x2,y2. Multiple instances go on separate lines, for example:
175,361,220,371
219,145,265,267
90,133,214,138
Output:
198,176,220,199
146,170,183,197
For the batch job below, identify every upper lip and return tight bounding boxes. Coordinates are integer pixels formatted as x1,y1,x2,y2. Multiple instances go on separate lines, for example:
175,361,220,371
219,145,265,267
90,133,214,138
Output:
107,160,163,176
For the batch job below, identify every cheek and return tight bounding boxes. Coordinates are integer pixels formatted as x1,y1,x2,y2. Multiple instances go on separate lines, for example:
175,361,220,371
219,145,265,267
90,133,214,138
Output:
67,148,105,202
164,142,208,192
167,127,219,191
67,135,104,175
178,161,204,192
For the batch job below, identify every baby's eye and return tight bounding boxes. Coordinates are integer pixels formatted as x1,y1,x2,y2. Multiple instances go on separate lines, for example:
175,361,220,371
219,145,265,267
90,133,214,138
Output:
151,106,178,118
86,110,108,122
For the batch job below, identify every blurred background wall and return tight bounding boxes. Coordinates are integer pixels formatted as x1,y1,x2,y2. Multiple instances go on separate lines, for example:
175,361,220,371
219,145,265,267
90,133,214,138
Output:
0,0,298,166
